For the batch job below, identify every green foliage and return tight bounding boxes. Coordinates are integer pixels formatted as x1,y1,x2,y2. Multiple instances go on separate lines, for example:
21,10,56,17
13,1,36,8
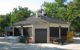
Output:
55,0,65,4
67,0,80,31
43,0,80,32
10,6,32,23
71,17,80,32
19,36,26,43
43,1,67,21
0,6,32,32
0,15,8,32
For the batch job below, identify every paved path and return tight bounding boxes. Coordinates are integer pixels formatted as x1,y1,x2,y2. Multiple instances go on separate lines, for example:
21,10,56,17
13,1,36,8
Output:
0,37,80,50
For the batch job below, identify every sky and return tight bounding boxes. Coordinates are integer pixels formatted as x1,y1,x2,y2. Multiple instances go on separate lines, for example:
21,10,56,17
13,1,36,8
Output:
0,0,71,15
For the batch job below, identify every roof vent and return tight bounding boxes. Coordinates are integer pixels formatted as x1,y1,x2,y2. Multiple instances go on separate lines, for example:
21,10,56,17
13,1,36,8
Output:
36,9,47,18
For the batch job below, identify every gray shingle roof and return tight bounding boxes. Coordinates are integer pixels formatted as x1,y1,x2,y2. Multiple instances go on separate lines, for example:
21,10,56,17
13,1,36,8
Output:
13,16,67,26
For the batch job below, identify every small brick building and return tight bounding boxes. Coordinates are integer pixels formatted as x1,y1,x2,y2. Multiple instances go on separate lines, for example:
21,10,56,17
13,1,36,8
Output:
12,10,69,43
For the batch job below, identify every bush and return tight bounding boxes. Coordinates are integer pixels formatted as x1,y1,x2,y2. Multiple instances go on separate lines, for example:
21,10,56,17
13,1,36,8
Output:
19,36,26,43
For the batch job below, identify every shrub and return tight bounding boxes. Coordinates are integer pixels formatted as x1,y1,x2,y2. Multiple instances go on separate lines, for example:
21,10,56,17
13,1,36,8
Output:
19,36,26,43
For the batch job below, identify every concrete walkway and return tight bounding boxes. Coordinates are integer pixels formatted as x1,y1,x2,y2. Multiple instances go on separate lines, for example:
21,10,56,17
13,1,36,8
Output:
0,37,80,50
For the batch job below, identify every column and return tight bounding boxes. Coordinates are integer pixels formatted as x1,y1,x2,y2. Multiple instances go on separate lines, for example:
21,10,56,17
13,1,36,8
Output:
59,26,61,39
12,27,14,36
21,26,23,36
32,26,35,43
47,27,50,43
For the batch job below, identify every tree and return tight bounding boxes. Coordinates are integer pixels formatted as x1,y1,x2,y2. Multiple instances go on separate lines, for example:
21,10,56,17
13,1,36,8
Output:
71,17,80,32
68,0,80,31
43,0,80,32
0,6,32,32
43,0,68,21
0,15,5,32
10,6,32,23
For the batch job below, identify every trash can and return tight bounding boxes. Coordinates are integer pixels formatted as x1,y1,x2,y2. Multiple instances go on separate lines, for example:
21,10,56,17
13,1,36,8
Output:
67,31,73,42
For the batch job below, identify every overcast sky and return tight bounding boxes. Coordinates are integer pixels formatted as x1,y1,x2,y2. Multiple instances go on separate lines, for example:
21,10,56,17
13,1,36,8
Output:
0,0,71,15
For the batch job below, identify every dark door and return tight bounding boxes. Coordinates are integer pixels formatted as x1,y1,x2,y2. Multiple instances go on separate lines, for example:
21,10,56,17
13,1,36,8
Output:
35,29,47,43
